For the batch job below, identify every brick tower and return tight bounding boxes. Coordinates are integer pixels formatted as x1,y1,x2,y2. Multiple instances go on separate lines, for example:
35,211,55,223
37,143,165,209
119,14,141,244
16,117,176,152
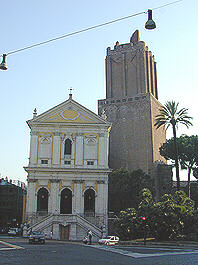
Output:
98,30,167,176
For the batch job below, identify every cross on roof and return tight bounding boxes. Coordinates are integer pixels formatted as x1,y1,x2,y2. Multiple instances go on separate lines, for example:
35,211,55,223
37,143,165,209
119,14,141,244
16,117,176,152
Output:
68,87,74,99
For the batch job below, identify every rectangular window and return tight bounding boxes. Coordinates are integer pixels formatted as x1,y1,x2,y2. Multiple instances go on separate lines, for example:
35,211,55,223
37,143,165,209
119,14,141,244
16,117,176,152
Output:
64,160,71,165
41,160,48,164
87,161,94,165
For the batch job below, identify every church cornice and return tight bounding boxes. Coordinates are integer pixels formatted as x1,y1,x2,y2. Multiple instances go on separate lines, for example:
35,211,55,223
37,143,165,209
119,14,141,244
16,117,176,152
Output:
28,122,111,130
24,166,112,174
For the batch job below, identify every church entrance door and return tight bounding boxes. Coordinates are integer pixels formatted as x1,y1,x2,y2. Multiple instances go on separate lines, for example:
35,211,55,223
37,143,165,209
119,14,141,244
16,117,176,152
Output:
60,225,70,240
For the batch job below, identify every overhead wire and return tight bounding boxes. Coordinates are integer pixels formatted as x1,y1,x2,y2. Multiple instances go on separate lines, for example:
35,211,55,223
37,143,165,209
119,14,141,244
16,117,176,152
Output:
6,11,146,56
152,0,183,10
1,0,183,57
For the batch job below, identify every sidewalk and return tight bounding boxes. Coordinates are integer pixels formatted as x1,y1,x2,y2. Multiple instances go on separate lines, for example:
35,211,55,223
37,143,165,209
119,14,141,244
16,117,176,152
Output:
119,239,198,249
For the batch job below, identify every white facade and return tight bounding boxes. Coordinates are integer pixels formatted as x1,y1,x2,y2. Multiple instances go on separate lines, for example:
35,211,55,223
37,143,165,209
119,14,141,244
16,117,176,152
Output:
24,95,111,241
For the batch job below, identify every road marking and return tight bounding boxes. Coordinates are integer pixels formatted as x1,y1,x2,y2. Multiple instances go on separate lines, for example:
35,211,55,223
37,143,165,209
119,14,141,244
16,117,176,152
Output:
90,245,198,258
0,248,17,251
0,240,24,250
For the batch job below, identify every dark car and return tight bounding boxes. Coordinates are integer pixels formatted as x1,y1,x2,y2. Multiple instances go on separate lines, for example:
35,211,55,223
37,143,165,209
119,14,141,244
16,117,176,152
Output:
29,231,45,244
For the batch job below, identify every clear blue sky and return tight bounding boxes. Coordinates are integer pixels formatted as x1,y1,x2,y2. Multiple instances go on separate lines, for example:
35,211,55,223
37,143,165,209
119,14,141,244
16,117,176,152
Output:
0,0,197,183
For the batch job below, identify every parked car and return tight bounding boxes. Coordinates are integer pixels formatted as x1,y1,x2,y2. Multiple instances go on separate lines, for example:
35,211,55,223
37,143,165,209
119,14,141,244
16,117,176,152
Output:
98,236,119,245
8,228,17,236
0,227,5,234
29,231,45,244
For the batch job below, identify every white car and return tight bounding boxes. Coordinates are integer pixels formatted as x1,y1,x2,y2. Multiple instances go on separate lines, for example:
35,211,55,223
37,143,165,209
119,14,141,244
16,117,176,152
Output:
98,236,119,245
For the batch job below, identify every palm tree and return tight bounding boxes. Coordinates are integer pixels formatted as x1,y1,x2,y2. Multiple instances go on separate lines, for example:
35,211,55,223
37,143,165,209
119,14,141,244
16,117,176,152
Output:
155,101,193,191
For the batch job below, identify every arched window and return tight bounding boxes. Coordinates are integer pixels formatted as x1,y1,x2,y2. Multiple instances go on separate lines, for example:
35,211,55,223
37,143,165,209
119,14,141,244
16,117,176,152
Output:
84,189,95,216
37,188,48,214
64,139,72,156
60,188,72,214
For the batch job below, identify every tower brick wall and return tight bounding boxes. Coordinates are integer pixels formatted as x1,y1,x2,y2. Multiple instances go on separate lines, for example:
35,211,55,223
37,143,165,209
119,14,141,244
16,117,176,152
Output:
98,93,166,174
98,30,172,192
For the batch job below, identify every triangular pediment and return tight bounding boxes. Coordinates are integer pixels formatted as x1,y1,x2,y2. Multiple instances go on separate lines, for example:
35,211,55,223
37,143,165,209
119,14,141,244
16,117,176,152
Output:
27,98,109,127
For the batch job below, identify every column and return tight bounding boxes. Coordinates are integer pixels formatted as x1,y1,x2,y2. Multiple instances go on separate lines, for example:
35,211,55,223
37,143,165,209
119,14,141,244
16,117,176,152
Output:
29,131,38,165
53,133,60,165
73,180,83,214
26,179,37,219
49,180,59,214
104,132,109,167
96,180,106,215
75,133,83,166
98,133,105,167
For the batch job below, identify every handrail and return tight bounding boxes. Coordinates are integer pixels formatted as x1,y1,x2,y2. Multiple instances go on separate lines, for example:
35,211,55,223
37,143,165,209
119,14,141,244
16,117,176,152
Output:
74,212,102,232
27,213,102,238
27,213,53,231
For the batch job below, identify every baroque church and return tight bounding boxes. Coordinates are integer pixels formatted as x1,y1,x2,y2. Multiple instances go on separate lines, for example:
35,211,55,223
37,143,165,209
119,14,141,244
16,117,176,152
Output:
24,94,111,240
24,30,171,240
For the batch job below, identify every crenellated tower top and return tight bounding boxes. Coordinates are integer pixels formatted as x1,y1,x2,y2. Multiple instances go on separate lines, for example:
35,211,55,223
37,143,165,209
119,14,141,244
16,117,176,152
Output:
105,30,158,99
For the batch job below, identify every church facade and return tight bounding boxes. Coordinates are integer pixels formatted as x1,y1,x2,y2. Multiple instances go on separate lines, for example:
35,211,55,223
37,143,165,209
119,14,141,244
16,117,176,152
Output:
24,94,111,241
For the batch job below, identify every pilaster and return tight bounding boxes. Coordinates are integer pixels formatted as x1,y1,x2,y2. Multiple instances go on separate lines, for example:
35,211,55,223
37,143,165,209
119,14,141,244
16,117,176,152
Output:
73,180,83,214
76,134,83,166
49,179,59,213
53,132,60,165
29,132,38,165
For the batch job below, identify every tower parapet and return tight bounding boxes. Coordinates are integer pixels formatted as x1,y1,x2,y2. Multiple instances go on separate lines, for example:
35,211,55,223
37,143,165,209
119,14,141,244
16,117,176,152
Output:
105,30,158,99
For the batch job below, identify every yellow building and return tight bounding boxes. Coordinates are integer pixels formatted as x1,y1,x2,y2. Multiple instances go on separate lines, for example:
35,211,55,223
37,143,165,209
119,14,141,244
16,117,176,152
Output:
24,94,111,241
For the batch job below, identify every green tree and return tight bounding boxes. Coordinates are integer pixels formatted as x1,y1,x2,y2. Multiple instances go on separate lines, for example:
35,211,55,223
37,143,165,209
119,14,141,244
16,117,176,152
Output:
138,188,155,216
179,135,198,197
153,191,194,240
155,101,193,191
113,189,196,241
113,208,139,240
189,182,198,207
160,135,198,197
108,169,153,213
137,189,195,240
182,208,198,240
159,138,175,162
108,168,130,213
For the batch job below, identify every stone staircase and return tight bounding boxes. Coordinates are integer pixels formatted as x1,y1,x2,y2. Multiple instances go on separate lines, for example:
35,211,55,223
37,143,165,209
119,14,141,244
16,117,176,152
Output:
25,213,102,241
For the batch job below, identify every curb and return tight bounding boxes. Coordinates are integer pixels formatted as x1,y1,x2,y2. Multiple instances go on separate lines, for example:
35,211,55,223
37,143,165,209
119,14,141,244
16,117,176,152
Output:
119,240,198,248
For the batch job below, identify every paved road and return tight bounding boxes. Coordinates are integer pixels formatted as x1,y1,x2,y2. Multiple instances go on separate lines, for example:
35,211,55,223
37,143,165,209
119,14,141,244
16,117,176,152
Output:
1,238,198,265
